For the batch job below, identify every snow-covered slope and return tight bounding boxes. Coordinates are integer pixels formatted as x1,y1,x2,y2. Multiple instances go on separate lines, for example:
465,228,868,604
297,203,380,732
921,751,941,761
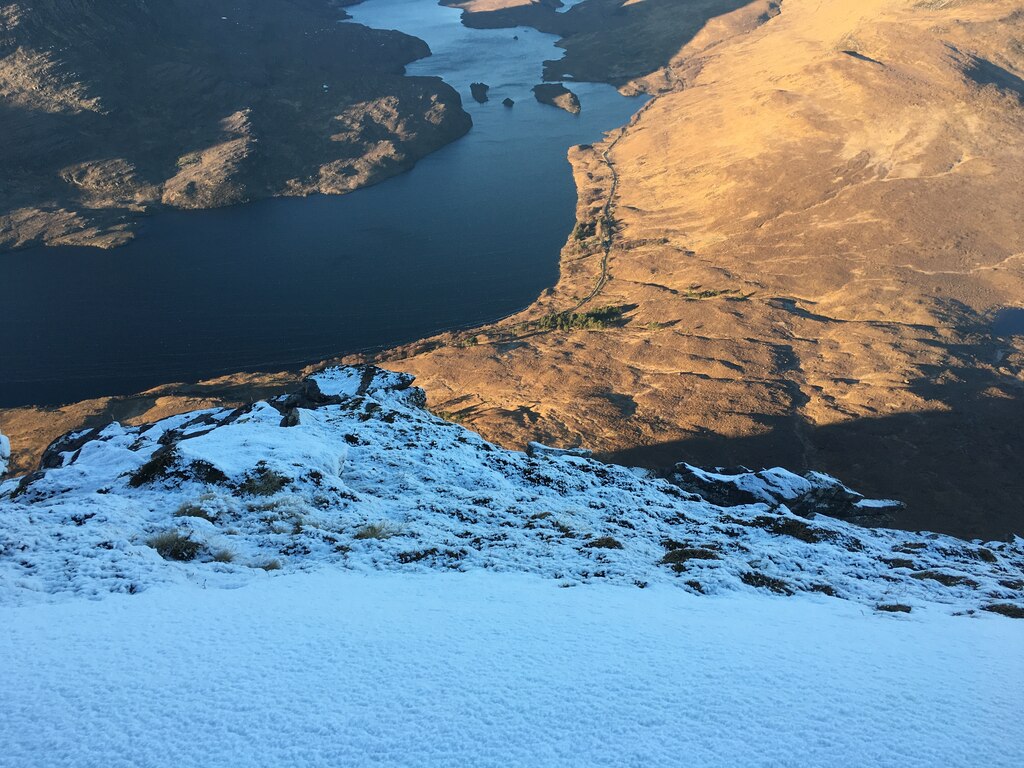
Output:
3,570,1022,768
2,366,1022,767
1,366,1022,616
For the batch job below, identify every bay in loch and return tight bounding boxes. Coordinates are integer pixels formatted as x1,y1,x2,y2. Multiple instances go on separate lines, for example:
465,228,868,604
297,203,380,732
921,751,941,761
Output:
0,0,644,408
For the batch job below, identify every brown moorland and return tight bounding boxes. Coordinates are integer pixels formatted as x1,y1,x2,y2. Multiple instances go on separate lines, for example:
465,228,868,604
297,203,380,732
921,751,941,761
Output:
378,0,1024,539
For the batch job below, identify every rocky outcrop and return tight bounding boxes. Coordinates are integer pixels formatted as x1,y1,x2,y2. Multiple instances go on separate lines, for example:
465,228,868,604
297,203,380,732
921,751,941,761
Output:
470,82,490,103
532,83,580,114
0,0,473,251
502,97,515,108
670,465,901,527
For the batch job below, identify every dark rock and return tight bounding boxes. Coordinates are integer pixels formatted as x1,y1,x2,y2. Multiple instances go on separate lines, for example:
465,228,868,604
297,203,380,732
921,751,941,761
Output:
502,97,515,108
270,378,344,427
40,427,106,469
877,603,913,613
532,83,581,114
670,463,901,527
470,82,490,103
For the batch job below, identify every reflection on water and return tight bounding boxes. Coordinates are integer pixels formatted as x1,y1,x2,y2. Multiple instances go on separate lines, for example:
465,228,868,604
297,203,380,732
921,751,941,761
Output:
0,0,644,408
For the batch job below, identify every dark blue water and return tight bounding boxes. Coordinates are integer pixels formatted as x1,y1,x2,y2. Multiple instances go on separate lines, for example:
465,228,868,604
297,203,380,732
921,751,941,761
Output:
0,0,644,407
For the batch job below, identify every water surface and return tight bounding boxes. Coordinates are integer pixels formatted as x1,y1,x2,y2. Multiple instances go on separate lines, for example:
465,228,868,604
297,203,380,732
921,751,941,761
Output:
0,0,643,408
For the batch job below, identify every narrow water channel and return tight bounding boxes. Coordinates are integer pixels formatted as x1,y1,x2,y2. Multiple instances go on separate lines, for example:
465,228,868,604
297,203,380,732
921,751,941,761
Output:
0,0,644,408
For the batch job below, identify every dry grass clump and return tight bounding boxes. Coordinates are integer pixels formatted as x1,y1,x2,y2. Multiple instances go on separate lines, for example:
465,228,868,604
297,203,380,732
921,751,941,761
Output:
740,570,792,595
354,522,400,540
147,530,201,561
238,466,290,496
585,536,623,550
910,570,978,588
983,603,1024,619
174,501,217,523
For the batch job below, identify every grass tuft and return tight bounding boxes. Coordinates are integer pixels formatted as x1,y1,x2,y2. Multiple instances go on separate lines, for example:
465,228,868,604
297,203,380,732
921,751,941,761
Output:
983,603,1024,619
238,466,290,497
910,570,978,588
174,501,217,523
585,536,624,549
354,522,400,540
740,570,792,595
147,530,201,562
129,449,178,487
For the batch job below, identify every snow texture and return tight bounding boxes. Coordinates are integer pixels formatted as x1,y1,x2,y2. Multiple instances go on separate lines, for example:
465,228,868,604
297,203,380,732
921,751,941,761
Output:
0,366,1021,618
2,570,1022,768
0,430,9,475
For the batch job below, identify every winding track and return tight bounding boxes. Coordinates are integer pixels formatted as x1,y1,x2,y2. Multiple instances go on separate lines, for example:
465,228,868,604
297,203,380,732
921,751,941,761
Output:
570,70,684,312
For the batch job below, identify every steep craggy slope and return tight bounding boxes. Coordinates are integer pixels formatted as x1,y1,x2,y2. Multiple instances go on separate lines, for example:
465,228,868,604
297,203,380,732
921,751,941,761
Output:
1,366,1021,616
0,0,471,249
378,0,1024,539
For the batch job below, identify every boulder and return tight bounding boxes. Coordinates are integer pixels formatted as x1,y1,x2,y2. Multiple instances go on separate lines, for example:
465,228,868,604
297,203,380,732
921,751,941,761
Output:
470,82,490,103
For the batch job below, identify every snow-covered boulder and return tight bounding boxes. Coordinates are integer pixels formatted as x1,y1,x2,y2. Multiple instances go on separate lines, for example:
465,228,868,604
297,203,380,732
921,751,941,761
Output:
672,464,903,525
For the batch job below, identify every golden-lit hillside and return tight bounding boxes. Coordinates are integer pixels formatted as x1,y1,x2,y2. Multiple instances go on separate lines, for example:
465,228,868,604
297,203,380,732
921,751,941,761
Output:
383,0,1024,538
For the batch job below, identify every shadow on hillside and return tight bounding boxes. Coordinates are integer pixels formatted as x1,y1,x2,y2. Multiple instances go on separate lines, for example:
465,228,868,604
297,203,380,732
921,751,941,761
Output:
605,391,1024,542
458,0,762,84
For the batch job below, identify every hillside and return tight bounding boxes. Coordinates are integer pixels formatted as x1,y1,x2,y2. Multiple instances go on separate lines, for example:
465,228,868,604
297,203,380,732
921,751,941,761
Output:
378,0,1024,540
2,0,1022,541
2,366,1020,612
2,365,1022,765
0,0,471,250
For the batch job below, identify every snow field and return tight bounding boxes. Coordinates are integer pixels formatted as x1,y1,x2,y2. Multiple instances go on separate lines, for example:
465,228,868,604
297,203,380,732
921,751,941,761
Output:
2,570,1021,768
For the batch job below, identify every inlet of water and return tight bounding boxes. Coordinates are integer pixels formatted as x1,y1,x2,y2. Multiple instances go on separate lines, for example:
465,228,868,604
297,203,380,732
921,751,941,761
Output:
0,0,644,408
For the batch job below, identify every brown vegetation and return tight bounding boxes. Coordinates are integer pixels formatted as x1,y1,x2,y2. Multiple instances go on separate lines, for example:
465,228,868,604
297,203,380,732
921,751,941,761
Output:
378,0,1024,540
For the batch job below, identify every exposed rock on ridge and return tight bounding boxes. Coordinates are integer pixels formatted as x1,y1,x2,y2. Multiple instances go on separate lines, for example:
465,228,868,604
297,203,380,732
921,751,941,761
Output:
1,366,1020,615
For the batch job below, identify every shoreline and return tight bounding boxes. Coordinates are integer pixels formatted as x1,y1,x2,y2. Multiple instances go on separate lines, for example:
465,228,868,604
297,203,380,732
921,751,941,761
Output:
0,0,473,252
0,0,651,475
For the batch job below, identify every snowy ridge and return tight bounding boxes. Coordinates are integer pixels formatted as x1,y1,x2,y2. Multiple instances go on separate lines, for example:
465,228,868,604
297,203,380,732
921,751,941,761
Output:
1,366,1022,614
